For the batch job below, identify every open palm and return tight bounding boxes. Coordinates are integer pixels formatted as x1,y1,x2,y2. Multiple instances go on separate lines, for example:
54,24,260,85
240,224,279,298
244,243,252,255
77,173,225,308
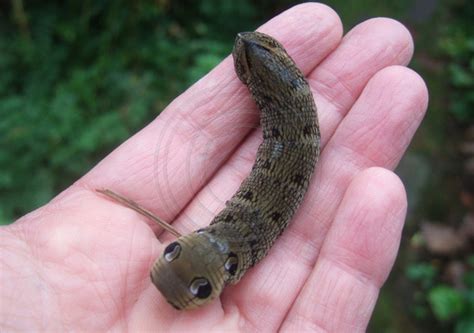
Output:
0,4,427,332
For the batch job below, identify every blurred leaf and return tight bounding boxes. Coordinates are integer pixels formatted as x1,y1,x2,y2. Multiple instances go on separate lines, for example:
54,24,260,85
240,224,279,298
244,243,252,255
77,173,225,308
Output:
428,286,464,321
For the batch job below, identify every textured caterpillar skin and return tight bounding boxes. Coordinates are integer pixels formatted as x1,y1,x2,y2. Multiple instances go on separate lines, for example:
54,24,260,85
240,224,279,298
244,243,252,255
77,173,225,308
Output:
151,32,320,310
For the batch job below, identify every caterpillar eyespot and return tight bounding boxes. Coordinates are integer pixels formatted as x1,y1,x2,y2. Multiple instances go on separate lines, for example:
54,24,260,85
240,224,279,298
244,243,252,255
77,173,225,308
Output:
151,31,320,310
224,253,239,276
163,242,181,262
189,277,212,299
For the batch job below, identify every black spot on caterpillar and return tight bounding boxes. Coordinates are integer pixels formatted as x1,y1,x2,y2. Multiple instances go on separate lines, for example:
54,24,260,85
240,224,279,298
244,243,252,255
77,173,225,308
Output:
150,31,320,310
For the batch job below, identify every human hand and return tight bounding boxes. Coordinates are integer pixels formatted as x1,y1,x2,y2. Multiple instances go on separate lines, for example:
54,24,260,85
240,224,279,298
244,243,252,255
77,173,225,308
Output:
0,3,427,332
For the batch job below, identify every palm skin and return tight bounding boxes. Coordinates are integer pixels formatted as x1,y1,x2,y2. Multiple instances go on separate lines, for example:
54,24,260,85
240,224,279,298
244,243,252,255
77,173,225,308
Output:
0,3,428,332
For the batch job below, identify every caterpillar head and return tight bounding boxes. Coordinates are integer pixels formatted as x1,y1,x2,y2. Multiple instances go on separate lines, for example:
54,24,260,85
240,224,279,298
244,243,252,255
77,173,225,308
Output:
150,229,239,310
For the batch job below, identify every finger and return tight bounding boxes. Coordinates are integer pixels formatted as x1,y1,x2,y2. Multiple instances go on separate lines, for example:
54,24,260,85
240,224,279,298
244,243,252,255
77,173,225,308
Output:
71,3,343,223
280,167,407,332
290,66,427,252
309,17,414,147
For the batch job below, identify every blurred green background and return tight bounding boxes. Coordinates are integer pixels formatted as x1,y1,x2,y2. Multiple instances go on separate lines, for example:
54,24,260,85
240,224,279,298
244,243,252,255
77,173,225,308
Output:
1,0,473,331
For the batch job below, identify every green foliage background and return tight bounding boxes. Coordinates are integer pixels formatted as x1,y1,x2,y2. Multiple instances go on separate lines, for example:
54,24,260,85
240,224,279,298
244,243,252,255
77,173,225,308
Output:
0,0,261,222
1,0,472,332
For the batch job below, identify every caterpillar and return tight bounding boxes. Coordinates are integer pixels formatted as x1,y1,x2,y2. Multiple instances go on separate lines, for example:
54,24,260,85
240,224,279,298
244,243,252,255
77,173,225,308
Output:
151,31,320,310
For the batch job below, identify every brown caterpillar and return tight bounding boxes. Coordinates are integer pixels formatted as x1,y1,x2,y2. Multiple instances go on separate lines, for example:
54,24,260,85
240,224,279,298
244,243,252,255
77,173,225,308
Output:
151,31,320,310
